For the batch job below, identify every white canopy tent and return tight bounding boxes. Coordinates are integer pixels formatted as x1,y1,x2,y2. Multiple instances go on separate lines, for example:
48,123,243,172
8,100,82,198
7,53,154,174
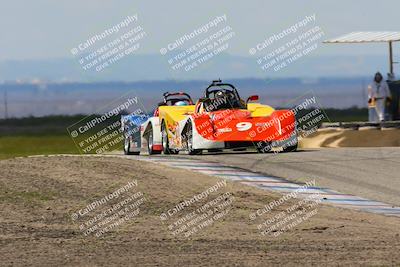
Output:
323,31,400,75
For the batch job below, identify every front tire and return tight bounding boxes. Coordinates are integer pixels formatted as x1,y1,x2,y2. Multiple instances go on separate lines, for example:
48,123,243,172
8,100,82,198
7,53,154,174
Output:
147,126,161,155
186,123,202,155
282,142,298,152
282,135,298,152
161,122,178,154
256,141,272,153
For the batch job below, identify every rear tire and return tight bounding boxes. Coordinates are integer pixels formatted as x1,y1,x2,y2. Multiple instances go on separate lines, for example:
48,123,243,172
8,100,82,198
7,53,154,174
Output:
124,137,140,155
161,122,178,154
186,123,202,155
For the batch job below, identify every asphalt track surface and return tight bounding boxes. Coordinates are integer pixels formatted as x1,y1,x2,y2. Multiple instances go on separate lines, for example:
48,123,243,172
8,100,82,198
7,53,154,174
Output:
174,147,400,207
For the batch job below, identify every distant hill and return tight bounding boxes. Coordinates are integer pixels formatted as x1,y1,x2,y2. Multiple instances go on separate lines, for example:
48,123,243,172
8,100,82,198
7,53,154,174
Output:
0,77,372,117
0,53,389,82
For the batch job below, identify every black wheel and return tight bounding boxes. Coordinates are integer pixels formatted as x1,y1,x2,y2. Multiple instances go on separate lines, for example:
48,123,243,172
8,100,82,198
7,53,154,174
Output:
186,123,202,155
208,149,223,153
124,136,140,155
161,122,178,154
282,135,298,152
256,141,272,153
282,142,298,152
147,130,155,155
147,126,161,155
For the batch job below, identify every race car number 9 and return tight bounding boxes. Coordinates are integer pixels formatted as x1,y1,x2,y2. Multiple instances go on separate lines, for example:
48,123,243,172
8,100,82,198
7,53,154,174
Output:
236,122,252,131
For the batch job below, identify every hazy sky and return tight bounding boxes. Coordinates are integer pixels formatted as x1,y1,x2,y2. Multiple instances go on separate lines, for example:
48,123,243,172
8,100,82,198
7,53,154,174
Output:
0,0,399,61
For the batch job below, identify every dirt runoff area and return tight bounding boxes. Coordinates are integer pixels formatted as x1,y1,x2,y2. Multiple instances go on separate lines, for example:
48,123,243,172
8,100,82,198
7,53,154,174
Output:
0,155,400,266
300,128,400,148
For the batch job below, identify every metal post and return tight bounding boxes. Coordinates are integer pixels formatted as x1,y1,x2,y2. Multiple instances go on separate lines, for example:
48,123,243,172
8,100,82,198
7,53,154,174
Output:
389,41,393,75
4,89,8,119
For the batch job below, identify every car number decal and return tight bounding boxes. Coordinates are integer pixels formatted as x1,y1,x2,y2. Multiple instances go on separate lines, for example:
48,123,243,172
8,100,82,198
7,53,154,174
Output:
236,122,252,131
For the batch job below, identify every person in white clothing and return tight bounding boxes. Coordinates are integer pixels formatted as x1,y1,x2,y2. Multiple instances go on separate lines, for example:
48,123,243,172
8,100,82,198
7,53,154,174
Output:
367,72,391,122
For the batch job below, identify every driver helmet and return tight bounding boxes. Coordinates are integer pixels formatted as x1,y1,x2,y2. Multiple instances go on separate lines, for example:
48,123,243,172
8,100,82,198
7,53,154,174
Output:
215,91,225,98
174,101,188,106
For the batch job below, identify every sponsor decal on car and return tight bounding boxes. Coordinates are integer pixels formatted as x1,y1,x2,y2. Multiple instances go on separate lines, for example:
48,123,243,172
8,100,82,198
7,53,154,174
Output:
217,128,233,133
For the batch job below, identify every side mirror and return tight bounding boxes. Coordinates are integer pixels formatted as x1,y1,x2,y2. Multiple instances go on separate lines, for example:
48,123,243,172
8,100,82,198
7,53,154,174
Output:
246,95,259,103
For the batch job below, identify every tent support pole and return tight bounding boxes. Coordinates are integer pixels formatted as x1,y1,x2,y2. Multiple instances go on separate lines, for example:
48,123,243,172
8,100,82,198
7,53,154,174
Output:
389,41,394,75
